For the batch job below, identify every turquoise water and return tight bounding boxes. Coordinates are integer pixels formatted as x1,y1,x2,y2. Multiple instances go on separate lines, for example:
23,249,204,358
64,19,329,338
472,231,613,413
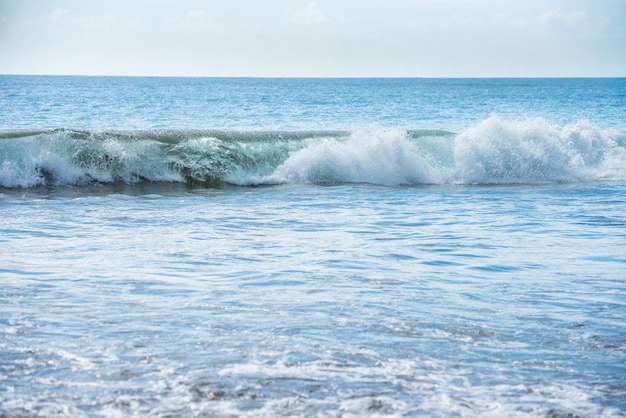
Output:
1,77,626,417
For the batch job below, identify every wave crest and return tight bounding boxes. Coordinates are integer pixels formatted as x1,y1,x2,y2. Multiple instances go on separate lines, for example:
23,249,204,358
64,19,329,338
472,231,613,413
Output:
1,118,625,189
239,128,439,186
453,117,626,184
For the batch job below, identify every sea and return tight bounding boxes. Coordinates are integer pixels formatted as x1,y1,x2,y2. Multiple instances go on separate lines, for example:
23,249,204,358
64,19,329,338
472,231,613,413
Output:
1,76,625,417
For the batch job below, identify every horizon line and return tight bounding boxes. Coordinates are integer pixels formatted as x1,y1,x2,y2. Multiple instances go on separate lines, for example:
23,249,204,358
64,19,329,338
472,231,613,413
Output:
1,72,625,79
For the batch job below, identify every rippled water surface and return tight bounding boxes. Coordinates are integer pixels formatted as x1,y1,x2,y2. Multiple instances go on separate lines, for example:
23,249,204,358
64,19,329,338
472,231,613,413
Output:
2,183,625,417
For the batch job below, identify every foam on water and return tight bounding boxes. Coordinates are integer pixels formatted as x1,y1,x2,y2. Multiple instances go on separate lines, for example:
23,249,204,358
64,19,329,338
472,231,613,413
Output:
0,341,601,417
0,129,182,188
454,117,626,184
1,342,622,417
242,128,440,186
1,117,625,189
2,177,625,416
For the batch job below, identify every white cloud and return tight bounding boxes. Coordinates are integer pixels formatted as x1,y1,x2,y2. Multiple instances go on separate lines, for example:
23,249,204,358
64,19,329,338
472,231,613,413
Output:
441,14,474,29
48,8,70,24
1,0,624,77
163,9,209,28
489,14,527,29
540,9,586,30
48,7,116,30
283,2,344,25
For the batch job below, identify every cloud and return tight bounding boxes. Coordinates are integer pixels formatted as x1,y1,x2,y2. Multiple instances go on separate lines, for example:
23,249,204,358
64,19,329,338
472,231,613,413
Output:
48,7,116,30
540,9,586,30
1,0,623,77
48,8,70,24
489,14,527,29
283,2,344,25
162,9,210,29
441,14,475,29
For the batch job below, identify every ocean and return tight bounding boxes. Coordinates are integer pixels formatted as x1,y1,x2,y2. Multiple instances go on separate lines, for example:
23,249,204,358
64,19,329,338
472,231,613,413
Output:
1,76,625,417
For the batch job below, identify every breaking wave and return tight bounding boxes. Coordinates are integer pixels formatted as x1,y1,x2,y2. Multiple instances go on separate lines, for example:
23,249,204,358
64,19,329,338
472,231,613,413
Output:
1,117,625,189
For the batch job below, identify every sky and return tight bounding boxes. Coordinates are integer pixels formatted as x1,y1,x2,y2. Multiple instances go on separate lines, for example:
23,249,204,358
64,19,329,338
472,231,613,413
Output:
0,0,625,77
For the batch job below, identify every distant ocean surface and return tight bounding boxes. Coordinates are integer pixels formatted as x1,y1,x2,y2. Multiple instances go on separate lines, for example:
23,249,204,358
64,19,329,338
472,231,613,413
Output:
1,76,625,417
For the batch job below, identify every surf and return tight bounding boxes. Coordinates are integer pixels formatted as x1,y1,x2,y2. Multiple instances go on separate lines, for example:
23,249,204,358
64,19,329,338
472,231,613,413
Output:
1,117,625,189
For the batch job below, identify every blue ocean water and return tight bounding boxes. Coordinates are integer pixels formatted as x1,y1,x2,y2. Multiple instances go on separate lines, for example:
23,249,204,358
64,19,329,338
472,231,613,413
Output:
1,76,626,417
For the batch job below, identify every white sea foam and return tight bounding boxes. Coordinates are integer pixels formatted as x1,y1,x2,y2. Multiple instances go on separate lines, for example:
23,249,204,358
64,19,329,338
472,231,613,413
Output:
241,117,626,186
1,119,625,188
453,116,626,184
241,128,440,186
0,131,182,188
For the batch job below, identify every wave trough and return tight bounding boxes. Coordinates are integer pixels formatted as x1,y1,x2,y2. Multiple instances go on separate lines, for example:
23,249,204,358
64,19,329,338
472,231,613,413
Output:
1,117,625,189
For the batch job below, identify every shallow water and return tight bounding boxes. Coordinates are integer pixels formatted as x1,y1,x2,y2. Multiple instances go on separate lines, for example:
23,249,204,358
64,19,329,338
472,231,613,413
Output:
2,182,625,416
